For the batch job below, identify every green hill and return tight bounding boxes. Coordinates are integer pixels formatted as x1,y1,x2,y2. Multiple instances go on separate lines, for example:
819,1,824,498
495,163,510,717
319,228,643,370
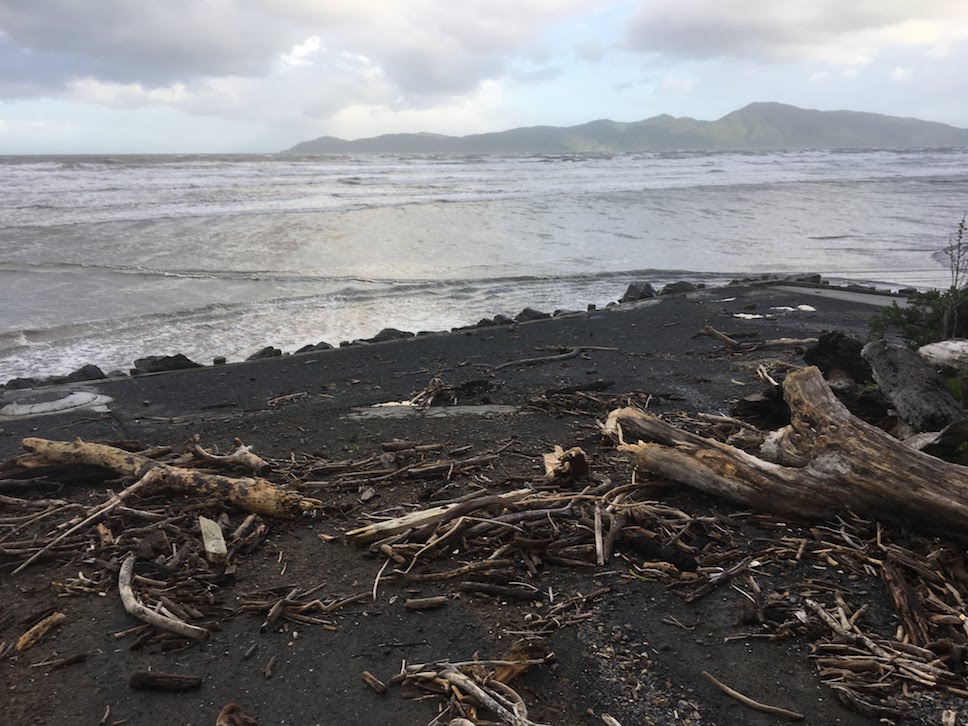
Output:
286,102,968,154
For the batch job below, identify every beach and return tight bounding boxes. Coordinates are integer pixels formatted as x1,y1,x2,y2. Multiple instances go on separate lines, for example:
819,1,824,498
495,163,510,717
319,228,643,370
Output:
5,281,964,725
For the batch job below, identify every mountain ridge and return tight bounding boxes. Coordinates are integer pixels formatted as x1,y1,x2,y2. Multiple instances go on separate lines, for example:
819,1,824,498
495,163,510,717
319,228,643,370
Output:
286,102,968,154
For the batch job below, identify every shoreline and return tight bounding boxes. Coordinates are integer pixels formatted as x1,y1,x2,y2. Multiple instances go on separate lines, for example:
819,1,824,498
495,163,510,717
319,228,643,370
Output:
0,274,906,393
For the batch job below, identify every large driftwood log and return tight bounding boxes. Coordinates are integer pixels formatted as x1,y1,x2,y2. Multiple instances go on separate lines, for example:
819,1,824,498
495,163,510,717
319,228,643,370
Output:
919,339,968,374
21,438,315,517
607,366,968,531
861,340,966,431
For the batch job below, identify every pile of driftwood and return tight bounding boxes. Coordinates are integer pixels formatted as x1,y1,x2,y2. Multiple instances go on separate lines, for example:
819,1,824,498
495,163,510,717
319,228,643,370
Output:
3,336,968,724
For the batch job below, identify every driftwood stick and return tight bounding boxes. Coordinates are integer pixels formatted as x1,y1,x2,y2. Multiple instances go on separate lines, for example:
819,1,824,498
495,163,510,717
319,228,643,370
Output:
13,468,164,574
695,325,741,348
438,666,547,726
188,439,270,475
701,671,804,721
494,348,580,371
346,489,532,543
21,438,315,518
118,554,209,641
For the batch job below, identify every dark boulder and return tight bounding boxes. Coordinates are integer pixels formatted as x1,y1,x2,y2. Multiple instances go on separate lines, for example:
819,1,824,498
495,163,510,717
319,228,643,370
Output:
4,377,40,390
295,341,334,354
514,307,551,322
619,282,657,303
659,281,697,295
247,346,283,361
369,328,414,343
133,354,203,374
786,273,823,284
65,364,106,383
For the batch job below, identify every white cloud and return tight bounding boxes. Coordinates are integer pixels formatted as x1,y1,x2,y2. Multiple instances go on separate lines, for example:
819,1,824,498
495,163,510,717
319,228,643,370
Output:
891,66,912,81
281,36,322,67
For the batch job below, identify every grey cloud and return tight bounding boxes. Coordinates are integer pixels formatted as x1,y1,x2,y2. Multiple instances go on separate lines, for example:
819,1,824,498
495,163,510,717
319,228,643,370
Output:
0,0,310,92
0,0,597,113
623,0,966,63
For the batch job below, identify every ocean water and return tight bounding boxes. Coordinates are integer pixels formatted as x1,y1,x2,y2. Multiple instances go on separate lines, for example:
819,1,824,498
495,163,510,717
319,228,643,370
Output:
1,149,966,381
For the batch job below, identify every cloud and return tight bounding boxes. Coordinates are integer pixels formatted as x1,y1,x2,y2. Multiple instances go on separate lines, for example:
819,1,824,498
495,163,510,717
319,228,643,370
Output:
623,0,968,65
0,0,603,145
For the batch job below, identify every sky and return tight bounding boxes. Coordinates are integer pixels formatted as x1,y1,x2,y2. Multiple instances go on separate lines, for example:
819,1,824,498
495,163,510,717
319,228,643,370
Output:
1,0,967,154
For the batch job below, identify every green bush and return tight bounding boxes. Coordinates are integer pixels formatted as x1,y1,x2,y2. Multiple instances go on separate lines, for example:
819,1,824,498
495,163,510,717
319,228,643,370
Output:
869,290,968,348
869,214,968,347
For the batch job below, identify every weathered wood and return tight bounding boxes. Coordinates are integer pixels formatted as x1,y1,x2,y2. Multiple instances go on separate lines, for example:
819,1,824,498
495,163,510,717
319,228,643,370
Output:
118,554,209,640
881,561,931,647
129,670,202,691
21,438,315,517
346,489,531,543
861,341,966,431
919,339,968,374
608,366,968,532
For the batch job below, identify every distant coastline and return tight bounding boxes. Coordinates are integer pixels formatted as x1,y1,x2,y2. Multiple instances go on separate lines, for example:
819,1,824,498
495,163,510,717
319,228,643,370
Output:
286,101,968,155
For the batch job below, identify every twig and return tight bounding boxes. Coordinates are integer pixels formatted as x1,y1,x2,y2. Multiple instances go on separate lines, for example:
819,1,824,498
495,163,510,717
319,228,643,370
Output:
494,348,581,371
701,670,804,721
14,468,164,574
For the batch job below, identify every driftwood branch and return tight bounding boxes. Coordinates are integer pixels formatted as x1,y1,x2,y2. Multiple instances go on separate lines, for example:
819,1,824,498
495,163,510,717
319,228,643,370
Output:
118,554,209,640
20,438,315,518
607,366,968,531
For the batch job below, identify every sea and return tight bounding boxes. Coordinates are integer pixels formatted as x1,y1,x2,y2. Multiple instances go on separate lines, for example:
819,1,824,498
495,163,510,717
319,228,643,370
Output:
1,149,966,381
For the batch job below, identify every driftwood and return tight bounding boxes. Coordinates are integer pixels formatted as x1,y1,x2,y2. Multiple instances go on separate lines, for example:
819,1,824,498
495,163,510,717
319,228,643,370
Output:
861,341,967,431
919,339,968,374
129,670,203,691
346,489,532,542
607,366,968,532
118,554,209,640
20,438,315,517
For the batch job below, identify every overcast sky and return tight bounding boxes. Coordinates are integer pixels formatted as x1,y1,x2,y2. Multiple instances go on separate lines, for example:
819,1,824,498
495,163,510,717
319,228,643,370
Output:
1,0,966,154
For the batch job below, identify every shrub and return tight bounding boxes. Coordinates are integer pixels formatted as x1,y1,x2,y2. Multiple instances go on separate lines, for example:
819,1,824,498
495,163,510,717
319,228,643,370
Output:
869,214,968,347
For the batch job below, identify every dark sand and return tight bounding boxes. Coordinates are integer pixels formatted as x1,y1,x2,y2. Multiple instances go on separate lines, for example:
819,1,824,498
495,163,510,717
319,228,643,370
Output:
0,283,952,725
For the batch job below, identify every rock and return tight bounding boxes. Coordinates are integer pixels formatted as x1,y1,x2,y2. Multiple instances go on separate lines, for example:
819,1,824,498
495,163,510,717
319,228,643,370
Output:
619,282,657,303
64,364,106,383
898,287,918,296
132,354,203,374
660,281,697,295
295,341,334,354
492,314,514,325
369,328,414,343
514,307,551,322
553,309,579,317
786,272,823,284
4,377,40,390
247,346,283,361
213,356,227,366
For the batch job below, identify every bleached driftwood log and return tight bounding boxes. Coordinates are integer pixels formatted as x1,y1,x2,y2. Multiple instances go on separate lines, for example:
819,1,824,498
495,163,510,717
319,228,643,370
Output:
919,339,968,374
606,366,968,531
21,438,315,517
